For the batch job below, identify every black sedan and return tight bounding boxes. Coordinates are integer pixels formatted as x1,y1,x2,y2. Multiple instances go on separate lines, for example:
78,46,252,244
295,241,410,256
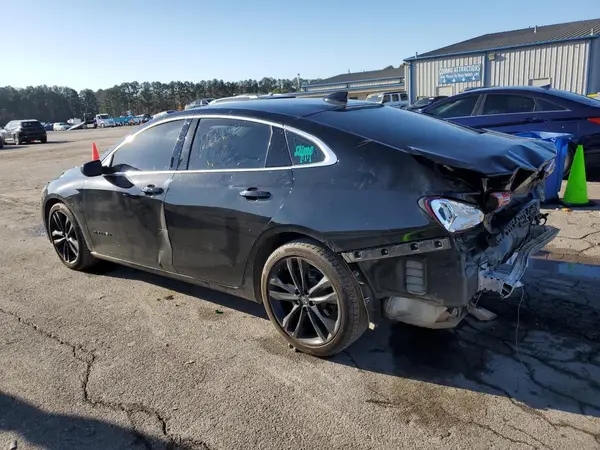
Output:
42,92,558,357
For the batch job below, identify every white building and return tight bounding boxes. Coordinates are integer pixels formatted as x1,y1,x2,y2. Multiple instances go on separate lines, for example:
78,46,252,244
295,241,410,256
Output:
404,18,600,102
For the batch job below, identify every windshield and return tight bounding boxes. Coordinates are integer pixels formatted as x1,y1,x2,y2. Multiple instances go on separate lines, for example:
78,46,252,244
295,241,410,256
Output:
365,94,383,103
413,98,432,107
98,114,110,119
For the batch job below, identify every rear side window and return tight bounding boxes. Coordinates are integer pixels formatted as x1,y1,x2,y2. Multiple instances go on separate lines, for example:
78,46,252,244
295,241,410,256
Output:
535,98,568,111
285,131,325,165
110,119,184,172
481,94,535,115
188,118,271,170
427,95,479,118
266,127,292,168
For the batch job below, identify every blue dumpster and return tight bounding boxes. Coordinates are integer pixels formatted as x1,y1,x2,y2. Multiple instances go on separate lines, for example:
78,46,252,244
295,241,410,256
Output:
514,131,573,203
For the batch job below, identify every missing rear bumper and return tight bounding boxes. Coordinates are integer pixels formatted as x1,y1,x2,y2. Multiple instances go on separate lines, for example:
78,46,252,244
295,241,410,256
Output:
378,224,558,329
478,225,559,298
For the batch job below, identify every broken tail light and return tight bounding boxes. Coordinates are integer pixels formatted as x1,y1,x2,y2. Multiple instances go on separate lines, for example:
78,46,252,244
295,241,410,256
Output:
422,198,484,233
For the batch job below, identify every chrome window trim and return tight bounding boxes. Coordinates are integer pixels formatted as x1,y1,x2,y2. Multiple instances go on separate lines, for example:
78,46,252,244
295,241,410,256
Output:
101,113,338,174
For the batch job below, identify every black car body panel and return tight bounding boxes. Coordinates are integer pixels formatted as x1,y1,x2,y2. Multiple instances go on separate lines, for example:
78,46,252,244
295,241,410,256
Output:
42,97,558,329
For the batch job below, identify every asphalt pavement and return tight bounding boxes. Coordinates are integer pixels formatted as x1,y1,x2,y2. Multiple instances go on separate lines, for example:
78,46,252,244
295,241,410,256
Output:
1,128,599,449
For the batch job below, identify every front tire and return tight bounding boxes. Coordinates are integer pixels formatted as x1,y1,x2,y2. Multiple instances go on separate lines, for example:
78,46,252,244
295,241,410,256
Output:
261,239,368,357
48,203,98,271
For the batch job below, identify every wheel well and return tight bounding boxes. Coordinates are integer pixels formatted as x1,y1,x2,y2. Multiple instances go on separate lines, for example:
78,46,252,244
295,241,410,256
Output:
251,232,316,303
43,199,62,234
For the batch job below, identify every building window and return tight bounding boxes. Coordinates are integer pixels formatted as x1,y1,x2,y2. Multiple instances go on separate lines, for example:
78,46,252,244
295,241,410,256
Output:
529,77,551,87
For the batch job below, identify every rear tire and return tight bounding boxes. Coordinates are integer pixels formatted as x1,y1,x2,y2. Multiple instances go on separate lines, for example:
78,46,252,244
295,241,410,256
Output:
261,239,368,357
48,203,98,271
41,137,47,143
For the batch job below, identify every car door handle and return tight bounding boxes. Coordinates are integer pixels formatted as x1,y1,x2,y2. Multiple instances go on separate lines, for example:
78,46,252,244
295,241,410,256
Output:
141,185,164,195
523,117,544,123
240,187,271,200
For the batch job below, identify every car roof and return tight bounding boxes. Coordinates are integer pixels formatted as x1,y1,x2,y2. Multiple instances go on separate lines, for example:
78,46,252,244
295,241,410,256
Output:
164,97,371,119
448,85,600,107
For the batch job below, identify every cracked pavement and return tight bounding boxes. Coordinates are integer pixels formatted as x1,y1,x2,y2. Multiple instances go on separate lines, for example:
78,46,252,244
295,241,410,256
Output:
542,181,600,262
1,129,600,449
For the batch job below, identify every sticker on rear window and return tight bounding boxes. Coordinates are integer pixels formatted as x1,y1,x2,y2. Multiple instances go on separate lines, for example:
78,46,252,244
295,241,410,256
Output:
294,144,315,164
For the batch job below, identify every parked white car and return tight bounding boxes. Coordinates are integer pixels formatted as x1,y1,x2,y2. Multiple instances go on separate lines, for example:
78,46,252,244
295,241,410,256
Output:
53,122,71,131
365,91,409,109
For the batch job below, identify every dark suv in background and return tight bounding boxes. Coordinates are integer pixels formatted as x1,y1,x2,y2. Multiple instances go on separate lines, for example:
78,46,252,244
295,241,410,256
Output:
1,120,47,145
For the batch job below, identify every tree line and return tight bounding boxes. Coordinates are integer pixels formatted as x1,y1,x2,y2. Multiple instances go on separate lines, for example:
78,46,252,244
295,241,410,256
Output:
0,77,321,125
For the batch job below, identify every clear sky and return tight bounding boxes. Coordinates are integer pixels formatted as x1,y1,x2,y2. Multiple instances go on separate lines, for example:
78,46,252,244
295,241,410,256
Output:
2,0,597,91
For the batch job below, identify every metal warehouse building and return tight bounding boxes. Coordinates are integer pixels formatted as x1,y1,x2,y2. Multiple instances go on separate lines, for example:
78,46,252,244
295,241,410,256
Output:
404,18,600,102
299,66,405,99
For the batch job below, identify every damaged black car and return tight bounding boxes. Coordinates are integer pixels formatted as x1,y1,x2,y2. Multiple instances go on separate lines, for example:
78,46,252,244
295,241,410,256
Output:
41,91,558,357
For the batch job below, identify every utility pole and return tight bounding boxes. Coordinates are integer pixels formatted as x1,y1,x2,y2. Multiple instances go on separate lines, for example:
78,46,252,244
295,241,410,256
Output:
297,73,301,91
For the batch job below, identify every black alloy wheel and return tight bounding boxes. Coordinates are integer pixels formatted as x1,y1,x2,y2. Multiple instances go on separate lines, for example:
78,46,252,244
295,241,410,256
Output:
268,257,340,345
261,239,368,357
47,203,98,271
49,209,79,264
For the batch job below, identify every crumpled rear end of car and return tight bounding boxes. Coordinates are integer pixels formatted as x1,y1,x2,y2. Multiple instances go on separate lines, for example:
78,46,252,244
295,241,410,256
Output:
339,131,559,329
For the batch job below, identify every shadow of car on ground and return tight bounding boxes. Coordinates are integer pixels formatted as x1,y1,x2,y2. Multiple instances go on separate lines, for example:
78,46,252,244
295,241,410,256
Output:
97,258,600,420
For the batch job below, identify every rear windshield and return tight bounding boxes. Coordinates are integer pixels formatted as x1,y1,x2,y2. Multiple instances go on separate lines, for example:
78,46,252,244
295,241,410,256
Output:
549,89,600,107
21,121,43,128
311,105,483,149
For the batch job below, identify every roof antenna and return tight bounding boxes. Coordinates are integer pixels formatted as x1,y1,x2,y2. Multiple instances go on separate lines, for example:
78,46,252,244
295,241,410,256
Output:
324,91,348,107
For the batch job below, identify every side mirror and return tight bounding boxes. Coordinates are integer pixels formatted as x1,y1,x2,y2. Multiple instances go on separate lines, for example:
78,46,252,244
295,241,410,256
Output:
81,159,104,177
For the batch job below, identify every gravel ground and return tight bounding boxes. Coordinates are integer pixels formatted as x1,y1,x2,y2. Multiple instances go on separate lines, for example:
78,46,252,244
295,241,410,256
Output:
1,128,599,450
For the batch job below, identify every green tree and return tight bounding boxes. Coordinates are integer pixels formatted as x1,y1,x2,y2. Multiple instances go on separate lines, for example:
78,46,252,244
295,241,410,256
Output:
0,75,323,125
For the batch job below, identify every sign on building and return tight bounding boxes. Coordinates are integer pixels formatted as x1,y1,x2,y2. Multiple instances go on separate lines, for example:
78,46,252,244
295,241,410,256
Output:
439,64,482,84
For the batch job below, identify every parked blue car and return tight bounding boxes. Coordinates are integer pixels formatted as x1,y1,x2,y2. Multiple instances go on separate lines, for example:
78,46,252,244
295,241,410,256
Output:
420,86,600,174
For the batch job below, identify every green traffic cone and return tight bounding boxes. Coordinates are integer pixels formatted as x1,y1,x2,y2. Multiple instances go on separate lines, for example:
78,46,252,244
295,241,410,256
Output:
562,144,590,206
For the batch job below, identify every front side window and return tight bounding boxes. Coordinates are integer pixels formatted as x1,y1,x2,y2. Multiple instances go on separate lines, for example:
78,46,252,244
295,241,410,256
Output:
481,94,535,115
427,95,479,118
188,118,271,170
286,131,325,166
400,93,408,101
110,119,184,172
383,95,392,104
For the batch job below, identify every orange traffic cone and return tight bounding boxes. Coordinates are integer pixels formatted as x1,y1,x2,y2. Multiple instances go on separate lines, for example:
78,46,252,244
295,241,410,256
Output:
92,142,100,161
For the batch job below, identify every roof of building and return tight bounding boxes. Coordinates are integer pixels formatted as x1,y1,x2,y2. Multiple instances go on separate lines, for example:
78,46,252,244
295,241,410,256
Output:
306,66,404,86
409,17,600,60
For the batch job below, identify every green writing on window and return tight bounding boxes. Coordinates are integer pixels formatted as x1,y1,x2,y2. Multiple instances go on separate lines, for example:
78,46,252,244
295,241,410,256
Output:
294,145,315,164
